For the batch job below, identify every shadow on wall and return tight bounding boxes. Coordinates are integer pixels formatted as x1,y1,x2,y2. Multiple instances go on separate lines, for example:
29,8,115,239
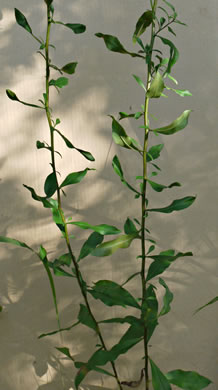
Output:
0,0,217,390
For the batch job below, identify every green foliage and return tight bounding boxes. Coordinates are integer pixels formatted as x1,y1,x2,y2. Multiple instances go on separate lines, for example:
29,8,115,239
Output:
166,370,212,390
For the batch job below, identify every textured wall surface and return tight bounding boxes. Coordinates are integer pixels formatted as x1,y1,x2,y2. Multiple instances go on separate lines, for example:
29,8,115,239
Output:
0,0,217,389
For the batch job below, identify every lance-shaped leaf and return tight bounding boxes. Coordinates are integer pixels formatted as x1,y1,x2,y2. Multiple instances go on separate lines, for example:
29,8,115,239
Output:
61,62,78,74
56,253,71,267
39,320,79,339
146,250,193,281
132,74,147,92
74,361,114,389
112,155,141,196
124,218,138,234
78,232,103,262
147,144,164,162
166,87,192,97
55,129,95,161
49,77,68,88
60,168,93,189
68,221,121,235
149,358,172,390
152,109,192,135
194,296,218,314
75,364,90,389
53,21,86,34
88,280,140,309
147,179,181,192
111,116,141,151
23,184,52,208
15,8,32,34
95,33,144,58
148,196,196,214
44,172,58,197
49,260,74,278
133,11,153,43
158,36,179,74
6,89,44,109
78,304,97,331
91,233,138,257
99,315,139,326
56,347,75,362
0,236,34,252
166,370,212,390
159,278,174,316
142,285,159,341
147,72,165,98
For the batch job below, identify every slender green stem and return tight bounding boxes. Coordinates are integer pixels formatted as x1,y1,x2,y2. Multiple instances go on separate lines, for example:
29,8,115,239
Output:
44,4,122,388
141,2,158,389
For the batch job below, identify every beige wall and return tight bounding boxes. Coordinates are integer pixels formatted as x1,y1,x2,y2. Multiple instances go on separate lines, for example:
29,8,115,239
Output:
0,0,217,389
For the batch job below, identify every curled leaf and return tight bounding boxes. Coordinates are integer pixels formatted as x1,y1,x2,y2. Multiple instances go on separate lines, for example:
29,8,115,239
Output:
152,110,192,135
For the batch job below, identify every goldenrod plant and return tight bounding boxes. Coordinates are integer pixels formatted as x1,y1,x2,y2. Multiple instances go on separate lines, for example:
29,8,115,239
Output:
0,1,213,390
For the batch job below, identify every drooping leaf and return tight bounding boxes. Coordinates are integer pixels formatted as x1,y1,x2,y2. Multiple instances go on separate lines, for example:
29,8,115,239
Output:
148,179,181,192
0,236,34,252
55,129,95,161
64,23,86,34
170,88,192,97
168,26,176,37
49,77,69,88
149,358,172,390
146,250,192,281
44,172,57,197
6,89,43,109
78,304,97,331
132,74,146,92
158,36,179,74
124,218,138,234
147,72,165,98
95,33,144,58
91,233,138,257
56,253,71,267
142,285,159,341
194,296,218,314
49,260,74,278
69,221,121,235
56,347,75,362
159,278,174,316
60,168,93,189
23,185,52,208
111,116,141,151
166,369,212,390
133,11,153,43
148,196,196,213
112,155,141,197
15,8,32,34
61,62,78,74
78,232,104,262
88,280,140,309
38,321,79,339
75,364,90,389
147,144,164,162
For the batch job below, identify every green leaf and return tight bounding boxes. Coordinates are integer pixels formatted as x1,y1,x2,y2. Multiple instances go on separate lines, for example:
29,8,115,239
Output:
95,33,144,58
15,8,32,34
159,278,174,316
69,221,121,235
148,179,181,192
44,172,57,197
147,144,164,162
111,116,141,151
6,89,43,109
55,129,95,161
91,233,138,257
78,304,97,331
99,315,139,326
38,321,79,339
149,358,172,390
169,88,192,97
195,296,218,314
121,272,141,287
0,236,34,252
23,184,52,208
133,11,153,43
119,111,143,120
166,370,212,390
148,196,196,214
56,347,75,362
124,218,138,234
78,232,103,262
57,253,71,266
142,285,159,341
60,168,93,189
152,110,192,135
49,77,69,88
146,250,193,281
162,0,176,14
132,74,146,92
0,305,2,312
147,72,165,98
158,36,179,74
168,26,176,37
64,23,86,34
74,364,90,389
112,155,141,196
88,280,140,309
61,62,78,74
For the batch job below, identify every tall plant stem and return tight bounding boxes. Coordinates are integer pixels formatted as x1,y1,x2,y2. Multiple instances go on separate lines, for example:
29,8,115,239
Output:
44,4,122,388
141,1,158,389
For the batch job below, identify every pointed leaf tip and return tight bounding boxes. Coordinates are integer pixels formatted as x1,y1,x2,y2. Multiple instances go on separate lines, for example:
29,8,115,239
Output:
15,8,32,34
